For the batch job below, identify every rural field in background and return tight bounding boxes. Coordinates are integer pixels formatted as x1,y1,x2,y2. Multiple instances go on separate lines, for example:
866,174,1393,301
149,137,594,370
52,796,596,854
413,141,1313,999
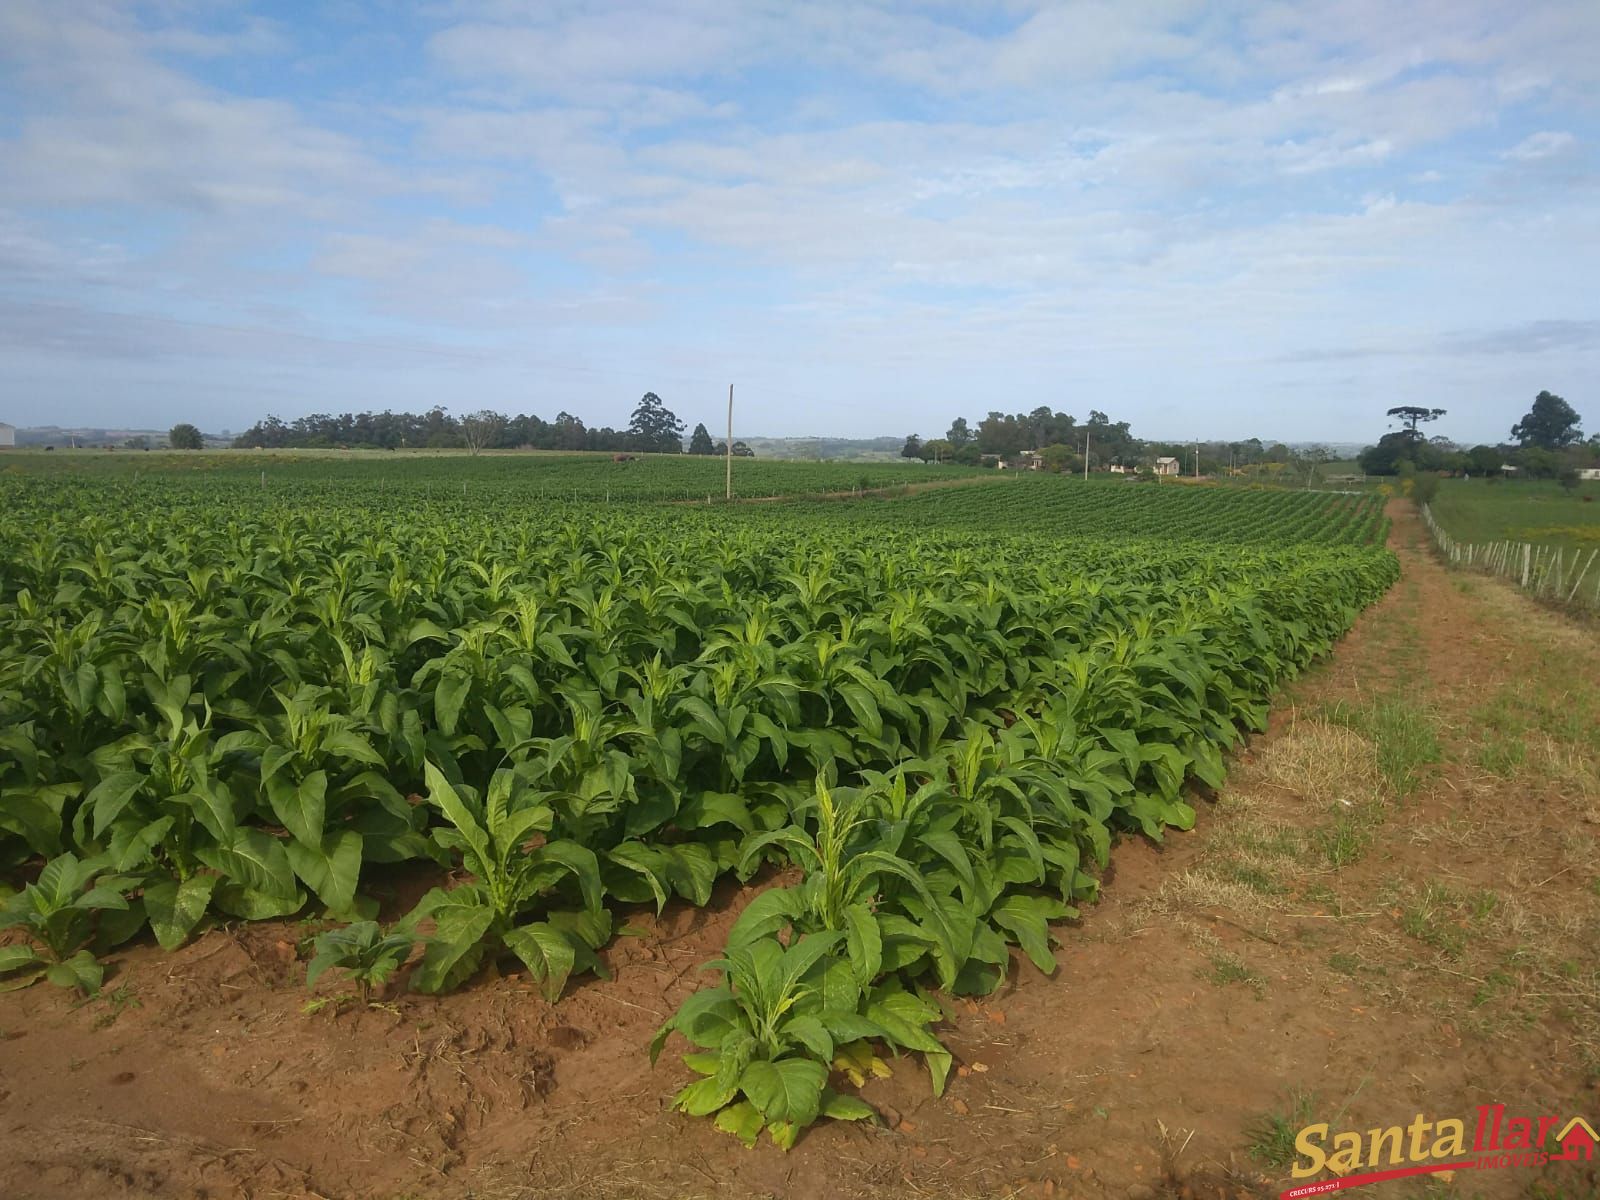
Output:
0,454,1595,1200
1428,477,1600,555
0,447,985,500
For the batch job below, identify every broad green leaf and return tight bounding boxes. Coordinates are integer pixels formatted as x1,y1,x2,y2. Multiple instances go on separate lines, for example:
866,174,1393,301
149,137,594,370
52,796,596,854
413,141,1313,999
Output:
434,672,472,737
322,730,385,767
819,1090,877,1122
197,827,298,898
843,902,881,986
712,1099,764,1147
45,949,103,994
738,1057,827,1129
990,893,1062,975
411,898,495,993
285,829,363,915
674,1074,739,1117
727,887,803,948
0,944,44,976
144,874,220,950
267,770,327,849
88,772,146,837
503,921,577,1002
781,1015,833,1063
677,791,754,834
422,760,490,869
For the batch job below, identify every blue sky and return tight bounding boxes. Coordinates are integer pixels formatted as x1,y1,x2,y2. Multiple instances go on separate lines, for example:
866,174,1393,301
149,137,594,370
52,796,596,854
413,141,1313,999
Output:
1,1,1596,445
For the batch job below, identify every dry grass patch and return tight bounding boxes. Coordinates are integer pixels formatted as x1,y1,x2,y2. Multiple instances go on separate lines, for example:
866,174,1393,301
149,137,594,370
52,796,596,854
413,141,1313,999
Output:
1251,717,1383,809
1129,872,1281,926
1469,573,1600,660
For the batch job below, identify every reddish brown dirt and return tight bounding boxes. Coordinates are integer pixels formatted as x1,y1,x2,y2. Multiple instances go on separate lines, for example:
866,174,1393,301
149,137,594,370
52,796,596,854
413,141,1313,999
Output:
2,500,1597,1200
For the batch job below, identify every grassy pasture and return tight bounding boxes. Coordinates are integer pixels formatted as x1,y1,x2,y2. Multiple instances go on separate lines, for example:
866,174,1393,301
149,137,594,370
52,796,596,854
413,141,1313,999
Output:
1428,476,1600,555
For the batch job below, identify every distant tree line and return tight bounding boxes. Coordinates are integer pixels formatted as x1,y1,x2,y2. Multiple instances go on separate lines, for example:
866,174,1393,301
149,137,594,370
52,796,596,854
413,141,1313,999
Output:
1358,392,1597,482
897,408,1320,475
230,393,726,456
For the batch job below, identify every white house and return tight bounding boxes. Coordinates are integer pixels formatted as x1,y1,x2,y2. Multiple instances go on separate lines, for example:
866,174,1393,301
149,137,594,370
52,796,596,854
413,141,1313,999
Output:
0,422,15,449
1154,456,1180,476
1579,468,1600,481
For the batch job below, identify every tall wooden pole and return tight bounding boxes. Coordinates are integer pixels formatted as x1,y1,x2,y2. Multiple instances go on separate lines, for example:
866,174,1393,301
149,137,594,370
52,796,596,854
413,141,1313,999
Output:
725,384,733,501
1083,428,1090,481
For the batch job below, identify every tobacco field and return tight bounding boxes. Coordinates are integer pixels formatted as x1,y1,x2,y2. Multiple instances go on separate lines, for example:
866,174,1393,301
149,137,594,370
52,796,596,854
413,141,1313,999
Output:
0,463,1396,1149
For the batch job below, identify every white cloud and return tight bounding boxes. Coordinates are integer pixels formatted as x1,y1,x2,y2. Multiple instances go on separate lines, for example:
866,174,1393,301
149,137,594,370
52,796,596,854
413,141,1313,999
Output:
2,0,1598,441
1504,130,1577,160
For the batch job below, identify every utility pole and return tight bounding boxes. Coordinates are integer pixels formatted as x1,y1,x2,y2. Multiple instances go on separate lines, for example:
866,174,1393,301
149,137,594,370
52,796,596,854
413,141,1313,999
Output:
1083,428,1090,481
725,384,733,501
1194,443,1200,478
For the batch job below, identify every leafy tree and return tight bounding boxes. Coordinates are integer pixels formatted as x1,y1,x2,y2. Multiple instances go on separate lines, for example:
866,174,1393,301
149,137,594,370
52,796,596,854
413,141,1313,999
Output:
228,407,656,452
1084,410,1136,463
1037,443,1080,473
688,423,716,455
1559,467,1581,493
1386,406,1446,440
1465,445,1502,476
1511,391,1583,449
629,393,686,453
946,418,972,448
551,411,588,451
918,438,954,463
731,441,755,458
168,423,204,450
1514,447,1561,478
460,410,507,456
976,411,1028,457
1358,432,1420,476
901,434,922,459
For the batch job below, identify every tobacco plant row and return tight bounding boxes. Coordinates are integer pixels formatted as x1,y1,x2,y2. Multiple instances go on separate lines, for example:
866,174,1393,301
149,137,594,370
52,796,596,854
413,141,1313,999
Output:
0,474,1396,1140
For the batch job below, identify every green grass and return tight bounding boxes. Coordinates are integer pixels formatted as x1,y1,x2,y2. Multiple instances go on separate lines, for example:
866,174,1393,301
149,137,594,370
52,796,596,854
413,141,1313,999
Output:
1398,883,1473,959
1313,814,1372,868
1218,861,1286,894
1428,476,1600,556
1204,951,1267,993
1248,1091,1318,1169
1322,696,1440,796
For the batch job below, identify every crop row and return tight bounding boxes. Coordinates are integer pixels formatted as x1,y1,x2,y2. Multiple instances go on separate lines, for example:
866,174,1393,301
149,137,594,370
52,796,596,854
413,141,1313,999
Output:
0,451,975,501
0,478,1398,1142
775,477,1390,546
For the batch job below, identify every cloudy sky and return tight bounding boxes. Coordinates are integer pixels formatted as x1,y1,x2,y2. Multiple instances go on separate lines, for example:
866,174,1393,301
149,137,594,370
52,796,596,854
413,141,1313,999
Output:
2,1,1596,444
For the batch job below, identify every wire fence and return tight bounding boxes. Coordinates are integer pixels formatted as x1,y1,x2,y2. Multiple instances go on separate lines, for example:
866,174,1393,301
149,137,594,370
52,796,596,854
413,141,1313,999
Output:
1420,502,1600,612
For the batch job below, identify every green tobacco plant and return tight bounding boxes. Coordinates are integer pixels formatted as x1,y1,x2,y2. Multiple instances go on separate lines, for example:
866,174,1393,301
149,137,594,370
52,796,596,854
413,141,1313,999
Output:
224,685,417,916
305,920,420,1003
730,776,956,990
0,852,141,993
651,932,881,1149
401,761,606,998
81,674,263,948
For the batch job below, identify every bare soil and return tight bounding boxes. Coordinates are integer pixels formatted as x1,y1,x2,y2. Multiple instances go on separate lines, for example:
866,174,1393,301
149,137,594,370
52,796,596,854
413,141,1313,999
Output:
2,501,1597,1200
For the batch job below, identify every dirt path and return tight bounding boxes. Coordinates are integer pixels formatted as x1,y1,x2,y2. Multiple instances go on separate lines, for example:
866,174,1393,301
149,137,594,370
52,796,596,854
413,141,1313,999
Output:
1,501,1596,1200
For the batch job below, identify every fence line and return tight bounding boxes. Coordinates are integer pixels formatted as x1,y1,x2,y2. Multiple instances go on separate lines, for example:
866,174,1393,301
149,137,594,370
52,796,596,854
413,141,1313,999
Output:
1419,503,1600,613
